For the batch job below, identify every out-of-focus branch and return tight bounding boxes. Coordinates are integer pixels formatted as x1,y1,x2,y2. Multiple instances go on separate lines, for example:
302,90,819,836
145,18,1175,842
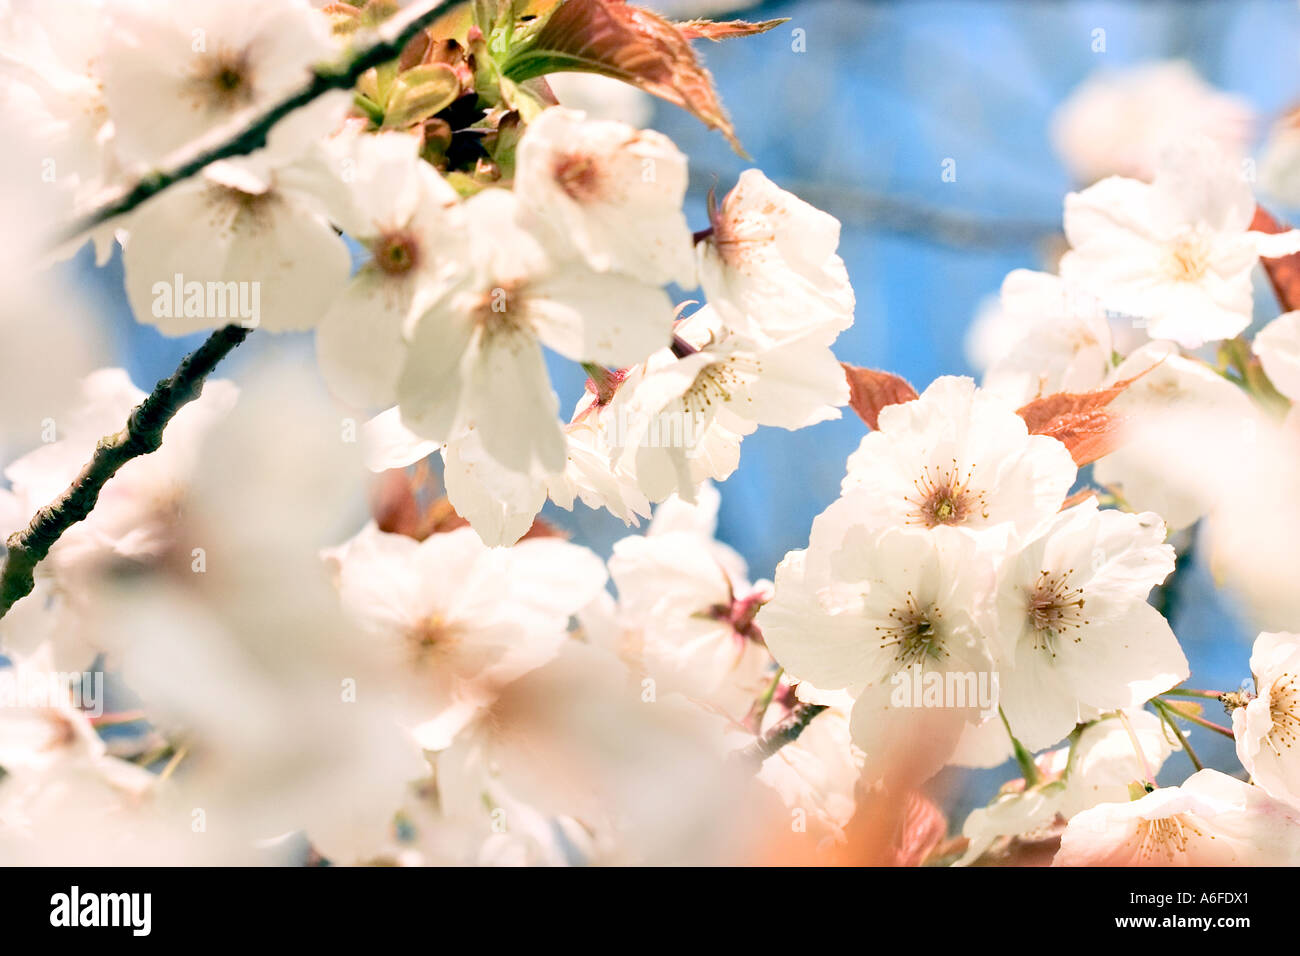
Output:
0,324,252,620
56,0,461,245
738,701,827,764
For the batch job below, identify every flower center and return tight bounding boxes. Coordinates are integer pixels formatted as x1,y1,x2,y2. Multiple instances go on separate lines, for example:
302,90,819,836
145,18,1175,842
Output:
682,360,739,417
373,230,420,277
471,281,530,342
1164,233,1211,282
1026,569,1088,655
905,462,987,528
409,613,461,664
553,152,604,202
1131,814,1202,863
189,48,256,113
1266,672,1300,756
876,591,946,668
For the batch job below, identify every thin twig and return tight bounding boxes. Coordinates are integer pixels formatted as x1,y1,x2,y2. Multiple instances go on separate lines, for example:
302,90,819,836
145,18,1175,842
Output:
1156,697,1236,740
56,0,460,245
737,701,827,764
1161,687,1227,701
0,325,252,620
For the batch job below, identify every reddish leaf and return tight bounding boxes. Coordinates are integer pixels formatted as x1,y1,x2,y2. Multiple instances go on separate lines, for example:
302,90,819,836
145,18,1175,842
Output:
1060,488,1099,510
891,790,949,867
842,364,919,430
1016,369,1155,466
673,18,788,41
371,469,425,538
503,0,757,153
1252,205,1300,313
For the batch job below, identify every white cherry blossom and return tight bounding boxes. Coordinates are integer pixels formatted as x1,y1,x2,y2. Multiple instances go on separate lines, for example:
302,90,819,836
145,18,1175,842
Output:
600,305,846,504
1059,709,1179,819
757,523,999,783
841,375,1077,542
995,499,1186,751
1055,769,1300,866
310,131,465,408
697,169,855,337
980,271,1113,407
101,0,334,168
1253,310,1300,403
514,106,695,288
1051,60,1253,185
607,486,772,717
120,98,352,335
1093,341,1256,530
397,188,675,475
1233,631,1300,809
326,522,607,749
0,368,237,576
1060,142,1300,348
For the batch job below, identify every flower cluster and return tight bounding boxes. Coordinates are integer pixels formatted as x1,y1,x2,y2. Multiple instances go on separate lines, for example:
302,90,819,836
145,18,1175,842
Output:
7,0,1300,870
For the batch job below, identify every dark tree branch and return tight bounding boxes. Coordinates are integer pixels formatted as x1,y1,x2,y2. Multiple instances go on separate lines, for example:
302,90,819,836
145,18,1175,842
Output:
56,0,461,245
0,324,252,620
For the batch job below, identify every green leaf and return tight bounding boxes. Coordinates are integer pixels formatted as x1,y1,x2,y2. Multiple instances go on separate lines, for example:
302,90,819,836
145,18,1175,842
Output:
382,63,461,129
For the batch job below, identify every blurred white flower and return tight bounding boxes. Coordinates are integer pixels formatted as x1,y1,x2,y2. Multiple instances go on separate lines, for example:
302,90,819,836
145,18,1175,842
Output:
101,0,334,168
957,783,1064,867
430,640,766,865
980,271,1113,407
514,107,695,288
698,169,855,338
1258,110,1300,208
1093,341,1256,530
120,97,352,335
1060,142,1300,349
608,486,771,717
0,368,238,578
995,500,1185,751
1254,310,1300,403
0,0,116,236
1233,631,1300,809
1051,61,1253,185
752,686,862,846
327,522,607,749
1055,769,1300,866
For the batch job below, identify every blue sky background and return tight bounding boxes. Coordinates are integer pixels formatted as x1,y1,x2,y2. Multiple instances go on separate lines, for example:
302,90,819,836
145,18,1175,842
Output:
59,0,1300,796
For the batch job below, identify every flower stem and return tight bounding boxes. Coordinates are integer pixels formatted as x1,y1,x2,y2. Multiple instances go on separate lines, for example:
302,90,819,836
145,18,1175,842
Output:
1152,698,1204,773
0,324,252,621
1161,687,1227,700
1118,709,1157,788
999,707,1040,787
743,667,784,734
1156,697,1236,739
56,0,460,245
